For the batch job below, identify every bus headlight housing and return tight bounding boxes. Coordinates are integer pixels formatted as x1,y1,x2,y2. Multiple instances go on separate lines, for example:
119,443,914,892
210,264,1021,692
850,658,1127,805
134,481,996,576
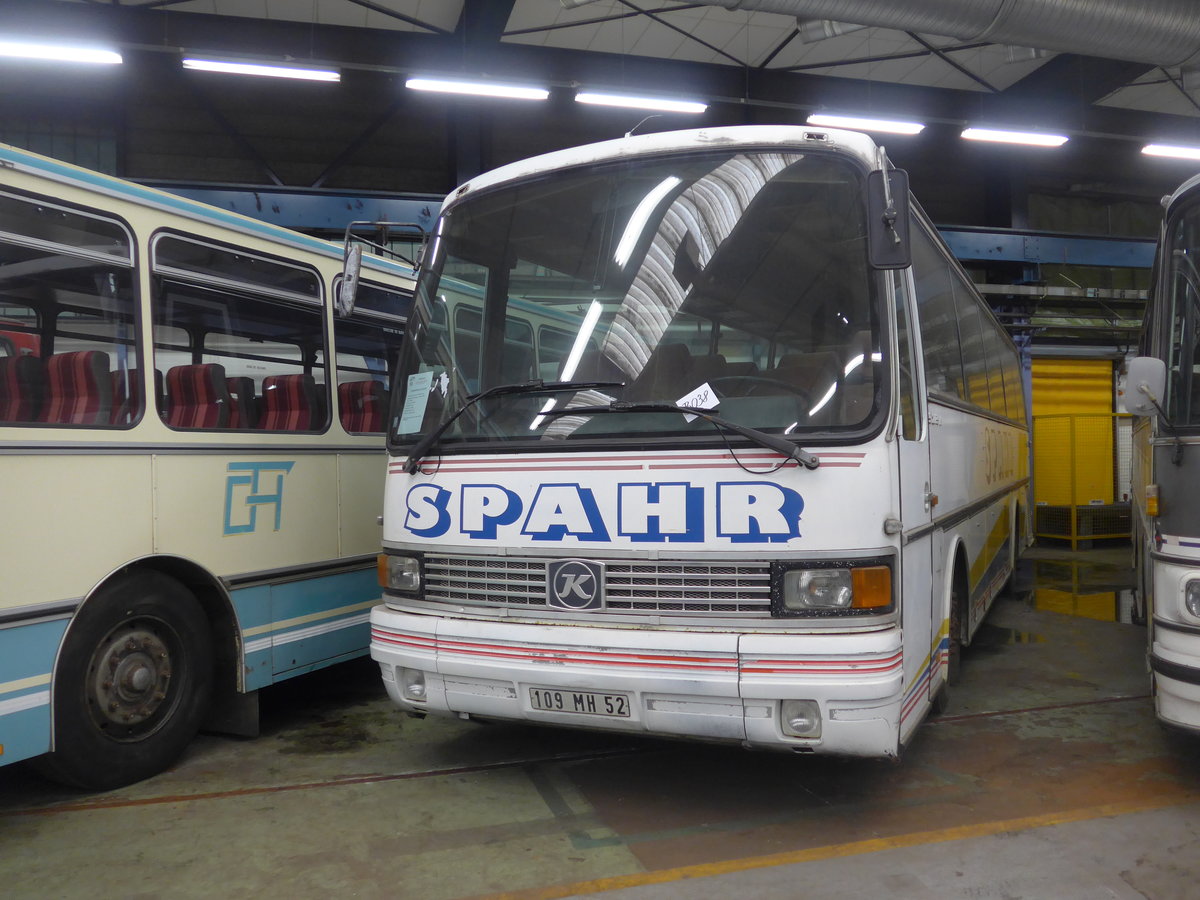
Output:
379,553,423,596
772,559,893,617
1186,580,1200,618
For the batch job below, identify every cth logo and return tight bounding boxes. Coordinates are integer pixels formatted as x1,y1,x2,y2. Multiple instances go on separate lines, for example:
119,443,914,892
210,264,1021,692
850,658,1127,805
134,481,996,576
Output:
223,461,296,535
547,559,605,611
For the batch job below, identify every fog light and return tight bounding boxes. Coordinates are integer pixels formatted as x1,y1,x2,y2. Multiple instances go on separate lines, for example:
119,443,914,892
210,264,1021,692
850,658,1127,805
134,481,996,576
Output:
401,668,426,701
1186,581,1200,618
780,699,821,738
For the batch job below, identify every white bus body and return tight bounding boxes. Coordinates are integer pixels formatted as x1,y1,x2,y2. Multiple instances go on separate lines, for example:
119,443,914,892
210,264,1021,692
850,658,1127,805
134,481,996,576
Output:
1130,172,1200,734
0,143,414,788
368,126,1028,757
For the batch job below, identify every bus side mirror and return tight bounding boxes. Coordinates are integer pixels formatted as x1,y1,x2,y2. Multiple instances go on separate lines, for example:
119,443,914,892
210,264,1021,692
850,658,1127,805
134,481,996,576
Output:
337,243,363,317
867,168,911,270
1125,356,1167,416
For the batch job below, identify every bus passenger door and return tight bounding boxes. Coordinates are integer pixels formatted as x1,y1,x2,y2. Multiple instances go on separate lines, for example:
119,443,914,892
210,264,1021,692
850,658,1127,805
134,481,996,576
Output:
893,271,937,735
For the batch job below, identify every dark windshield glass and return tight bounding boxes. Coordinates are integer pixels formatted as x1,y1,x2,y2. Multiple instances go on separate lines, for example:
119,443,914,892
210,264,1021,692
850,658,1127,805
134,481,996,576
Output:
391,148,883,448
1165,198,1200,426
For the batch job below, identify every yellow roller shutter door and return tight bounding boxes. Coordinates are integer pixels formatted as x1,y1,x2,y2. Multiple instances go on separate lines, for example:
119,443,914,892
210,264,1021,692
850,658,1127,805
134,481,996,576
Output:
1031,358,1113,507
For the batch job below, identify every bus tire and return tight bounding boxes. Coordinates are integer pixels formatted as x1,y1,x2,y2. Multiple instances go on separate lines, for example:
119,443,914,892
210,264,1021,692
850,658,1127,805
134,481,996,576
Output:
33,570,213,791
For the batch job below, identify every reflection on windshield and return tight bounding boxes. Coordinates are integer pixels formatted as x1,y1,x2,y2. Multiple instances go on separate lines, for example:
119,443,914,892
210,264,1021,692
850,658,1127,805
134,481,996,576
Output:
392,148,884,449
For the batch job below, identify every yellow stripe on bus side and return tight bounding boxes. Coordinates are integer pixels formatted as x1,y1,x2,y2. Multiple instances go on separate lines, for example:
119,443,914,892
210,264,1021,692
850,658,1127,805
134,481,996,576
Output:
0,673,51,698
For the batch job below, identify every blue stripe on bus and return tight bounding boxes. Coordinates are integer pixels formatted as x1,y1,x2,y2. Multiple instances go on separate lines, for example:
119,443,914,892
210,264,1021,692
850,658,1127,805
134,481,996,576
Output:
232,567,380,691
0,617,69,765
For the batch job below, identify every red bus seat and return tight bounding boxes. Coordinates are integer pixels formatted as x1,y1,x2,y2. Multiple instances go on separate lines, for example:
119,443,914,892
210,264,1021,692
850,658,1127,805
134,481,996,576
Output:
39,351,112,425
338,379,385,433
261,373,318,431
0,354,45,423
166,363,231,429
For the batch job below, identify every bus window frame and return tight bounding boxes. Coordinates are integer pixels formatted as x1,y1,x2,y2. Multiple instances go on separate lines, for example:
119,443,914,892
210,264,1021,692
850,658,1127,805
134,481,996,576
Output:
150,228,332,434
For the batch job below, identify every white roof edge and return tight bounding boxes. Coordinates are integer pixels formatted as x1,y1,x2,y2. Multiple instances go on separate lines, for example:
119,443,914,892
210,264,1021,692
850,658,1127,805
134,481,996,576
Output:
441,125,882,214
1166,171,1200,213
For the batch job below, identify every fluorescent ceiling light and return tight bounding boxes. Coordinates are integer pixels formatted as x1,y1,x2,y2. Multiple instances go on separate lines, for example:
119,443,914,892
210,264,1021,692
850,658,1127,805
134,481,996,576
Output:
576,91,706,114
807,113,924,135
961,127,1068,147
1142,143,1200,161
0,40,122,65
405,77,548,100
183,57,339,82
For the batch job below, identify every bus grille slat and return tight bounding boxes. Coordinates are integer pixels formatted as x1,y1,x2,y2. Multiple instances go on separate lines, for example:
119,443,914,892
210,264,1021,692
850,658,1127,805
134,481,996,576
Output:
420,555,772,615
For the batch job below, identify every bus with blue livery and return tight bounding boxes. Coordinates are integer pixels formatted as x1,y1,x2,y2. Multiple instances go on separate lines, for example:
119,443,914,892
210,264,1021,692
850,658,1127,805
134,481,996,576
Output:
0,142,414,789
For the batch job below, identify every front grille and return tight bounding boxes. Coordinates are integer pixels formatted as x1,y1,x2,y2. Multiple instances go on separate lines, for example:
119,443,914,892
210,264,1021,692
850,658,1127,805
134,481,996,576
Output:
423,555,772,616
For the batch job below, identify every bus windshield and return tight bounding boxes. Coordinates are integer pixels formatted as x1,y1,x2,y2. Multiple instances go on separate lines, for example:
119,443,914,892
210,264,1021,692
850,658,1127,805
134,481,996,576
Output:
1164,196,1200,427
392,148,885,451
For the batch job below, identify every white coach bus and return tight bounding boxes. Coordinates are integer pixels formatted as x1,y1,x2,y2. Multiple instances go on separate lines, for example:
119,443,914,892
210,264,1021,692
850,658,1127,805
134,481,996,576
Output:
1128,172,1200,735
0,143,414,788
364,125,1028,758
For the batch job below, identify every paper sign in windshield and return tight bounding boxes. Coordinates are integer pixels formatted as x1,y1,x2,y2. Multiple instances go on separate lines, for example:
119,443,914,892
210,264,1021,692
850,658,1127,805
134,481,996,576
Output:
398,370,435,433
677,382,717,422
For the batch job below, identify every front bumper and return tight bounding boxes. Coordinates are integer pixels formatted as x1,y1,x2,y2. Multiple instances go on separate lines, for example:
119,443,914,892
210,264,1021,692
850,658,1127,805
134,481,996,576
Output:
1152,622,1200,732
369,606,906,757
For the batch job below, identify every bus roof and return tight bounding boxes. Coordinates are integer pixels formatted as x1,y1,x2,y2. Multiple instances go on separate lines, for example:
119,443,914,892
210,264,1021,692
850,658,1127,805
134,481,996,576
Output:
0,142,413,281
442,125,882,214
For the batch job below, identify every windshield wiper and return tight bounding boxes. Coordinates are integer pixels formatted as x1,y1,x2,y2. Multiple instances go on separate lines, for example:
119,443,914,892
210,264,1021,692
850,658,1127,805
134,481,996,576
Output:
541,400,820,469
403,379,624,474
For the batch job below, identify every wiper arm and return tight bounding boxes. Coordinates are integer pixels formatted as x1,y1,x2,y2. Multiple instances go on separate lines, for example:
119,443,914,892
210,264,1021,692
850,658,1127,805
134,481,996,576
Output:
542,400,820,469
403,379,624,474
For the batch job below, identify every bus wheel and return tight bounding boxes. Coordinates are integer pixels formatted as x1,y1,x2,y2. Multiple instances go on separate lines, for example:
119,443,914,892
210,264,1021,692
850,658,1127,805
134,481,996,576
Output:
33,571,213,791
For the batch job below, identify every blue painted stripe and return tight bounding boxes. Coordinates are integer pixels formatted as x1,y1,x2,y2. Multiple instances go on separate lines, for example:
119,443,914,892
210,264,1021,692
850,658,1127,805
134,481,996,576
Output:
0,617,68,765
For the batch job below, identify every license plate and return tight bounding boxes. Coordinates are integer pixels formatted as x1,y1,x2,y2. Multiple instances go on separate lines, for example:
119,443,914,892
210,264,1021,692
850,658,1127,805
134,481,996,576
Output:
528,687,631,718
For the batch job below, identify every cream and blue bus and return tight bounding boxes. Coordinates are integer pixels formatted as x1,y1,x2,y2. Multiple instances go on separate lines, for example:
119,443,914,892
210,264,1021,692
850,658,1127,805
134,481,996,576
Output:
364,125,1029,758
0,143,414,789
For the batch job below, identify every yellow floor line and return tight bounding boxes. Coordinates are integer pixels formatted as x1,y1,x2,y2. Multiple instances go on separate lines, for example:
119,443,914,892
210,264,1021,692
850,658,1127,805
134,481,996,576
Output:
477,793,1200,900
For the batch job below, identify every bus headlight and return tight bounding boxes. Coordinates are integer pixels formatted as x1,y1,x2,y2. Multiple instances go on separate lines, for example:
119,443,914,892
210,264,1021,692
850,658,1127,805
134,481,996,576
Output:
773,561,893,617
1186,581,1200,618
379,553,423,595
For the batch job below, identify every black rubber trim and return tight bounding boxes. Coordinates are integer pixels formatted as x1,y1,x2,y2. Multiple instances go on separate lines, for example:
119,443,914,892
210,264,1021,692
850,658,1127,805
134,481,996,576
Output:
1151,654,1200,686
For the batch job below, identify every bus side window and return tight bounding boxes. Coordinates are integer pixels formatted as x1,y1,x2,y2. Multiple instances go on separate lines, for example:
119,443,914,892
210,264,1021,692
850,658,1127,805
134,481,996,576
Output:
0,193,136,430
151,234,327,432
910,226,966,403
893,271,920,440
332,287,407,435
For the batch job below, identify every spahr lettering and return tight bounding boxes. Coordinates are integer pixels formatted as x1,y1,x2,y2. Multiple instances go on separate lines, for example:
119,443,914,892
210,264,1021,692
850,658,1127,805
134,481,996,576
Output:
400,480,805,544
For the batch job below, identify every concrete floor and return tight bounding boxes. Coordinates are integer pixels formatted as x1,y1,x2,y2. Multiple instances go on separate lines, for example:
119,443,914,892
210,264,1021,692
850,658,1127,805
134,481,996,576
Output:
3,544,1199,900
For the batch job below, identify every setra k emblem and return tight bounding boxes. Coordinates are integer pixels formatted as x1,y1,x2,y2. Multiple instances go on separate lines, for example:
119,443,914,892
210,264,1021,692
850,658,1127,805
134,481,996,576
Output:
547,559,605,611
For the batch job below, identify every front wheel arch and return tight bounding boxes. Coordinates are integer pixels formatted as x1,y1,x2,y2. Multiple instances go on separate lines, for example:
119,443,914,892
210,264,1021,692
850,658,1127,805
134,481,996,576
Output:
33,569,215,790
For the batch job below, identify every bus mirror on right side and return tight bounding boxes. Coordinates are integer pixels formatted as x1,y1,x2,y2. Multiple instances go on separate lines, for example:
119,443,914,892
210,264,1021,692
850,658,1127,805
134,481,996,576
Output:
337,243,363,317
867,168,911,270
1126,356,1167,417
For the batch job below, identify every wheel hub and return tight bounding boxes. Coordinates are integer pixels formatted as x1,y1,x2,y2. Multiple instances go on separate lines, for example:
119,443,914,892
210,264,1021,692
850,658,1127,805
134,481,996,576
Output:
90,625,173,728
